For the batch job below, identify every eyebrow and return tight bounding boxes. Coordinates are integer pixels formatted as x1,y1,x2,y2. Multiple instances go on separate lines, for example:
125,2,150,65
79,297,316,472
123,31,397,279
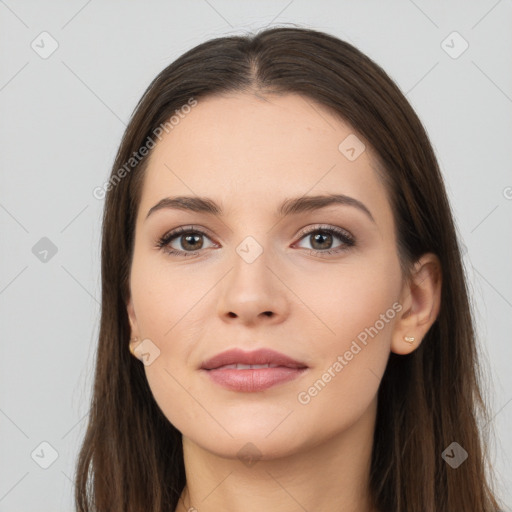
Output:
145,193,375,223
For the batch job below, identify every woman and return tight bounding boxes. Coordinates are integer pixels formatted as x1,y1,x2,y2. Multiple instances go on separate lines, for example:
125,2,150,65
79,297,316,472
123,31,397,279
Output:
75,26,503,511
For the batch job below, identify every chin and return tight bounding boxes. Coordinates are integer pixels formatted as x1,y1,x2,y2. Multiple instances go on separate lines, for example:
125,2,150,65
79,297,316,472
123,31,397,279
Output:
181,406,319,461
189,430,306,463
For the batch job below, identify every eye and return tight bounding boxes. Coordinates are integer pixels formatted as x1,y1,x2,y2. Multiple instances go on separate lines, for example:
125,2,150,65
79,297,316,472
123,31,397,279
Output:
294,225,355,256
156,224,356,258
156,226,217,257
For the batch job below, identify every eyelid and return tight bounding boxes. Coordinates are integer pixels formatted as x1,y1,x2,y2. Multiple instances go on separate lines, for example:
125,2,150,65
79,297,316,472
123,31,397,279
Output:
157,225,219,250
159,224,353,242
160,224,215,241
294,223,354,242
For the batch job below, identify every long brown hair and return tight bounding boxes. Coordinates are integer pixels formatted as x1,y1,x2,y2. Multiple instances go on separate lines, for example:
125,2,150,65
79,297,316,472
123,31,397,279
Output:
75,26,503,511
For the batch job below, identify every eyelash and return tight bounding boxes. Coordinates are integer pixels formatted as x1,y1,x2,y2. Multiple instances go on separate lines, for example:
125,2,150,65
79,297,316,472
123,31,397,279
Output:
155,224,355,258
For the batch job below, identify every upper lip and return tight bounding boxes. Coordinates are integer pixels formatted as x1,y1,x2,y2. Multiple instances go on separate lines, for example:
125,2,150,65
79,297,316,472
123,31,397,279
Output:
200,348,308,370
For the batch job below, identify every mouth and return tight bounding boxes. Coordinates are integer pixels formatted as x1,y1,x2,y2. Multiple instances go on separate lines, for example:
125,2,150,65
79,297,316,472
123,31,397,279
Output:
211,363,285,369
200,348,309,392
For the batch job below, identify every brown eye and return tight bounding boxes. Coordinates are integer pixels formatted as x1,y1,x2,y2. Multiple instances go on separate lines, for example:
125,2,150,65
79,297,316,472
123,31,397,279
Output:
295,226,355,256
177,233,204,251
157,227,216,257
309,231,334,250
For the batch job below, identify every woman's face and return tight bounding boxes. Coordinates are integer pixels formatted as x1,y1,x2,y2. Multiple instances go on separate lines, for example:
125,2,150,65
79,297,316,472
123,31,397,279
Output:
127,92,405,459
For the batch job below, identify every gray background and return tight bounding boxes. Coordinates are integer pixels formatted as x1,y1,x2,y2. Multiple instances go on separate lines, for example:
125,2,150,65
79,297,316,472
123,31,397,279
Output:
1,0,511,510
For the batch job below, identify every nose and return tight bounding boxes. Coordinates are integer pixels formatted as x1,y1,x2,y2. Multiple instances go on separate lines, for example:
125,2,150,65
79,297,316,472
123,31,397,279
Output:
216,248,290,327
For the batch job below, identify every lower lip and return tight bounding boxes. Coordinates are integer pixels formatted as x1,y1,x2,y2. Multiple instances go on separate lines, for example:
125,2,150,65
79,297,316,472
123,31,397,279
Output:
202,367,308,392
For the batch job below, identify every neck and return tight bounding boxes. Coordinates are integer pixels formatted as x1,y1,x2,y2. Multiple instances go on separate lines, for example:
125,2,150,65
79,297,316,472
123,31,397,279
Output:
175,397,378,512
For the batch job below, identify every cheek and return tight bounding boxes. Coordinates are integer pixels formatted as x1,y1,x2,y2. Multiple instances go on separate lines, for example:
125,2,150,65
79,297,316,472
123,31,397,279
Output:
288,263,401,443
293,249,402,352
129,251,210,345
129,259,219,433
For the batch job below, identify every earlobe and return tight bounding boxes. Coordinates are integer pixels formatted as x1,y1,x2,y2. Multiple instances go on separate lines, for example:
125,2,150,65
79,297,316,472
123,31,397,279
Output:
126,296,140,349
126,298,143,359
391,253,442,355
129,336,141,359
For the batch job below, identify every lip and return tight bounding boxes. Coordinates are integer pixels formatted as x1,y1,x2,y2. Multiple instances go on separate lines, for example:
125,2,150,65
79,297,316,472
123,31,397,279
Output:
200,348,309,392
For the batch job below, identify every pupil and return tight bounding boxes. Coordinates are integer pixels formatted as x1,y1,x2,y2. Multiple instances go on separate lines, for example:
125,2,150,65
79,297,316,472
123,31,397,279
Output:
312,232,332,250
183,234,202,250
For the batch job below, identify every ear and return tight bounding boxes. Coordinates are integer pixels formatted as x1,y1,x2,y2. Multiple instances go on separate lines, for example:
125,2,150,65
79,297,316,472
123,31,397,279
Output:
126,295,141,354
391,253,442,355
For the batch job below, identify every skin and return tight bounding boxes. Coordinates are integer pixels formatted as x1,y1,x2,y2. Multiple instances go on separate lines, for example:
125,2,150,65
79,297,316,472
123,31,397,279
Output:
127,92,442,512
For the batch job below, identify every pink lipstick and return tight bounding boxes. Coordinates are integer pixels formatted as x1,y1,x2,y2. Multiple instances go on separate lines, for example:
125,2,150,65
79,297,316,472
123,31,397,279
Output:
200,348,308,392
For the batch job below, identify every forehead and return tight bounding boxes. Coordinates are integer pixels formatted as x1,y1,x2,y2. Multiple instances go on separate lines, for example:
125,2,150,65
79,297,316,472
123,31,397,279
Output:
137,92,391,225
